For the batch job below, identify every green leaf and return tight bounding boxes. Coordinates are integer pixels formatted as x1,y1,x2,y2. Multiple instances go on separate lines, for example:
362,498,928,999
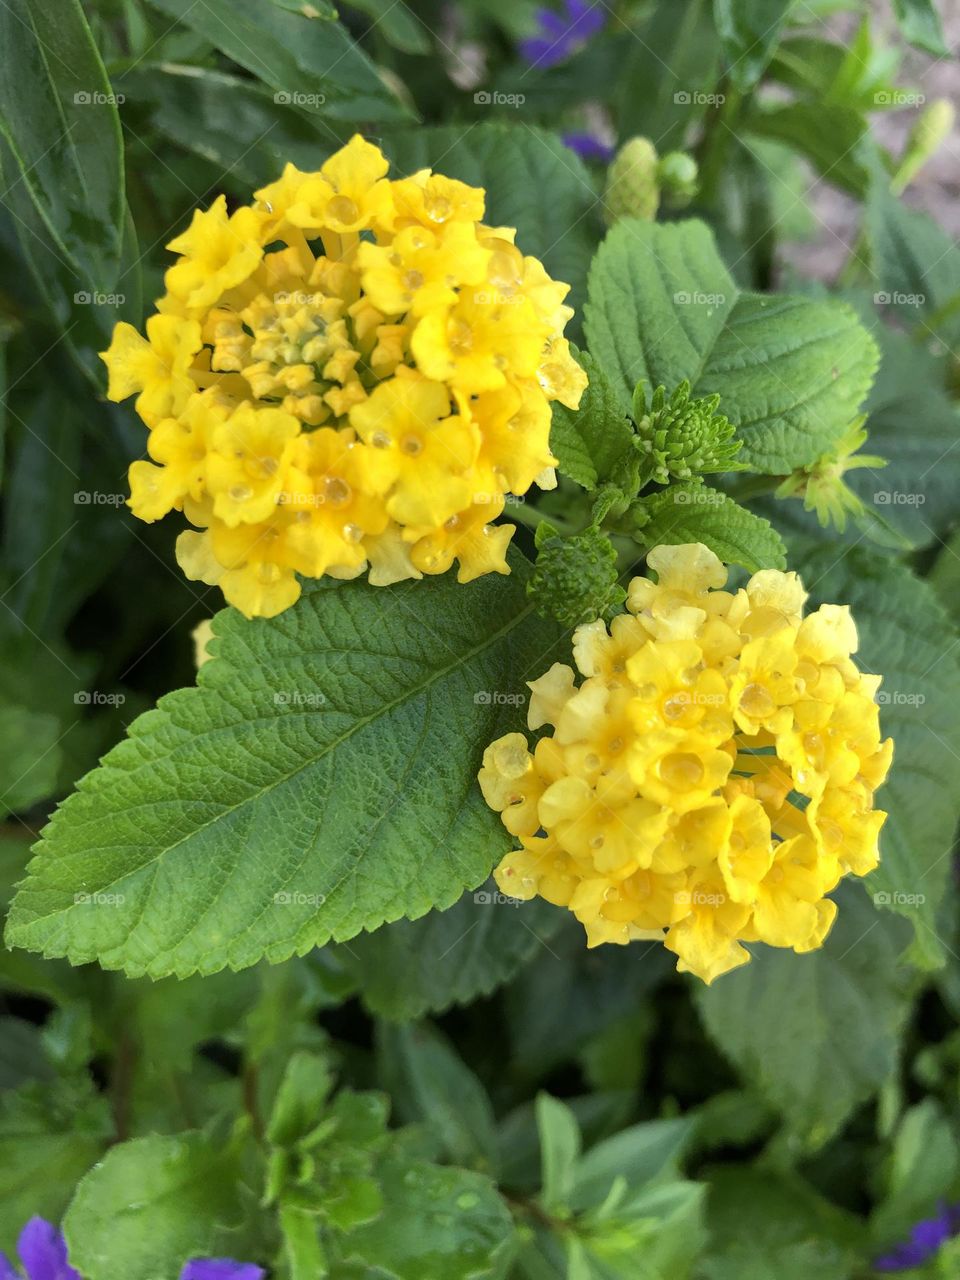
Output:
795,543,960,965
377,1023,499,1173
550,350,636,491
891,0,949,55
536,1093,582,1213
570,1118,692,1212
383,125,600,329
637,484,787,574
0,0,124,290
267,1050,333,1149
696,884,915,1147
846,325,960,548
744,102,871,196
0,706,61,817
144,0,410,121
336,881,562,1021
866,183,960,345
6,555,559,979
280,1203,326,1280
872,1100,960,1243
63,1131,249,1280
115,64,339,190
341,1153,515,1279
583,220,878,472
342,0,431,53
0,1078,111,1252
699,1167,864,1280
714,0,796,88
615,0,720,149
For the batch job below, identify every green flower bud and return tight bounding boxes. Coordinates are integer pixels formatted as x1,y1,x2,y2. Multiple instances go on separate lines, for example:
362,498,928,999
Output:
633,380,744,485
894,98,956,193
657,151,699,208
603,137,660,225
528,527,625,627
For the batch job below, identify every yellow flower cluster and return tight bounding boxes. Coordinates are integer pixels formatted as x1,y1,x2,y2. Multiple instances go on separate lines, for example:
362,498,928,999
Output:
100,136,587,617
480,543,892,984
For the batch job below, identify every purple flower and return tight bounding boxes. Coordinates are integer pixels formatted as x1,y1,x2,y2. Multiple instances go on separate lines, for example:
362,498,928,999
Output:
874,1204,960,1271
519,1,605,69
0,1221,263,1280
562,131,615,162
0,1220,81,1280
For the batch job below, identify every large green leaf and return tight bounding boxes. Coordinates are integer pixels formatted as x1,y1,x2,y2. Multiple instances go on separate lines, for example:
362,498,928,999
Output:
6,555,559,979
0,0,124,291
583,220,878,473
145,0,410,122
63,1131,248,1280
383,125,600,331
696,884,915,1147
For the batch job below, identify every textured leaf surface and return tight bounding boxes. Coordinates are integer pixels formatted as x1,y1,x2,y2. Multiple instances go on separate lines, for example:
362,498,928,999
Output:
0,0,124,289
583,220,878,472
638,485,786,573
696,884,914,1146
6,557,560,978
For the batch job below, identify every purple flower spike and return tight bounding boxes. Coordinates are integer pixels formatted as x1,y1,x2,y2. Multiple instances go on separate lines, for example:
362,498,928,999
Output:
519,0,605,69
179,1261,265,1280
874,1203,960,1271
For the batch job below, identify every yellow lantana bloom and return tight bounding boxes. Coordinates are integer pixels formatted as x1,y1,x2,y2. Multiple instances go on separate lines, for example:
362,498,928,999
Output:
101,135,586,618
480,543,893,985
